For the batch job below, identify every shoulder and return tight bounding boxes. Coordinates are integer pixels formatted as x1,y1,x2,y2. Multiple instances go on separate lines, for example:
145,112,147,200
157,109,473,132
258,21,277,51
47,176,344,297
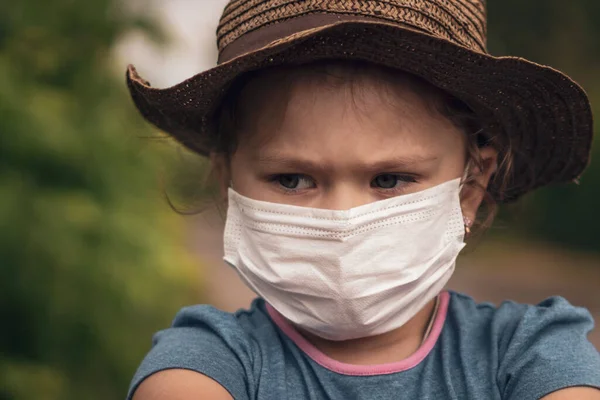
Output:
127,299,277,400
447,291,597,360
448,290,595,335
132,369,233,400
165,298,274,347
448,291,600,400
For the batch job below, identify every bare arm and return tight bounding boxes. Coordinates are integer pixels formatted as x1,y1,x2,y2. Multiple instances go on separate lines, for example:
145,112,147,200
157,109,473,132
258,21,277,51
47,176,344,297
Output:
541,387,600,400
132,369,234,400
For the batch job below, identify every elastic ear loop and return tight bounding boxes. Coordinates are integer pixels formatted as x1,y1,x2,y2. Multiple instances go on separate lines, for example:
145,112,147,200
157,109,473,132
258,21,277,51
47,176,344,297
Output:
459,161,473,236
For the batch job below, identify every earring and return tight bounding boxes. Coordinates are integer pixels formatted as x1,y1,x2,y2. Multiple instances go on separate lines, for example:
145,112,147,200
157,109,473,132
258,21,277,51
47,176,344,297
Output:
463,216,473,237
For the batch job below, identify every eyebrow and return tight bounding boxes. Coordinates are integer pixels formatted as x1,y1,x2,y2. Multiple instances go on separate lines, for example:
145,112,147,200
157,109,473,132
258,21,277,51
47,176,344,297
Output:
254,153,439,172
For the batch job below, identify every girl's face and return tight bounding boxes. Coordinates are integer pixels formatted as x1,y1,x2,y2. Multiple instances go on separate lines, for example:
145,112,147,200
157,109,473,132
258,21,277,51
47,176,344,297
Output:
213,70,497,219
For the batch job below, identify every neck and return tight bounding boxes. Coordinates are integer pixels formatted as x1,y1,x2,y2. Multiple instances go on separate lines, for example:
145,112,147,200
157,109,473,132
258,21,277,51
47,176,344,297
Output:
296,298,438,365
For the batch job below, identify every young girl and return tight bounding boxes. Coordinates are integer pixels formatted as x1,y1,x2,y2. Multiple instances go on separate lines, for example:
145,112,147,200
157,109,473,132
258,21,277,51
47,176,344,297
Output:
125,1,600,399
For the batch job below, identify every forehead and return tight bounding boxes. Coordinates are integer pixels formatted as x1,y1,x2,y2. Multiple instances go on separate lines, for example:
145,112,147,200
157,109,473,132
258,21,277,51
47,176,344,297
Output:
234,63,466,163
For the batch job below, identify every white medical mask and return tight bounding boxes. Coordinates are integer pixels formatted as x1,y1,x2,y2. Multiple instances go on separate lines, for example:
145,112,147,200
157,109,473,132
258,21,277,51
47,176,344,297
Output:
223,178,466,341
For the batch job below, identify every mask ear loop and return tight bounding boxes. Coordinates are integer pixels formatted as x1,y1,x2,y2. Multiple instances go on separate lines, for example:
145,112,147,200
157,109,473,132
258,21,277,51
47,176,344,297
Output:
214,180,234,221
460,161,474,237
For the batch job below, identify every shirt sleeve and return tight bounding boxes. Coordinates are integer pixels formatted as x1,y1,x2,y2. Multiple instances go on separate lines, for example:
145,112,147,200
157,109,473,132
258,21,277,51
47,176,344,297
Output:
126,305,256,400
496,296,600,400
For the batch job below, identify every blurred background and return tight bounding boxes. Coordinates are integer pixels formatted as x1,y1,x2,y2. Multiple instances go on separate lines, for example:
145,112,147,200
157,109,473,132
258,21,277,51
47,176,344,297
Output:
1,0,599,399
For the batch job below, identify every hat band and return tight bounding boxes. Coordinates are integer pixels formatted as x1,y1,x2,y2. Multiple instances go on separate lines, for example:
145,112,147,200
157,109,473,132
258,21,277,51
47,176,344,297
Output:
218,13,431,64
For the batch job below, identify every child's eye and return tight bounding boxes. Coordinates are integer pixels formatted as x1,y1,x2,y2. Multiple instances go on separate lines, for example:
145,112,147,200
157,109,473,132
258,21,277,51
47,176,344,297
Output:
272,174,316,191
371,174,416,190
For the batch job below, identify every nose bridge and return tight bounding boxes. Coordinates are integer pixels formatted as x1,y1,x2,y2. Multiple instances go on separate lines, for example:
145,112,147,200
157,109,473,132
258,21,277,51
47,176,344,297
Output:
321,181,371,211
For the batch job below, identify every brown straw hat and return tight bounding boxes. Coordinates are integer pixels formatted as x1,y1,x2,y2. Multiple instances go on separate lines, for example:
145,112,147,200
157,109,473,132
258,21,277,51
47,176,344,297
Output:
126,0,593,202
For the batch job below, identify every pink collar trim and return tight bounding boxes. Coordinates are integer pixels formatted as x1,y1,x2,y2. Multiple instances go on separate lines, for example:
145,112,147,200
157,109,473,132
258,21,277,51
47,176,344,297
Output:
265,291,450,376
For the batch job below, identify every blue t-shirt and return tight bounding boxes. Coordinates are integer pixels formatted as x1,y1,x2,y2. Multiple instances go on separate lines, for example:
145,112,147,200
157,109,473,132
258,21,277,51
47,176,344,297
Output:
127,291,600,399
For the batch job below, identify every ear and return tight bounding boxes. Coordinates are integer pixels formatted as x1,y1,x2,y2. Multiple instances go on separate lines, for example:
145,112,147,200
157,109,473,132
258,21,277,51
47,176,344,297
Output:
210,152,231,204
460,146,498,223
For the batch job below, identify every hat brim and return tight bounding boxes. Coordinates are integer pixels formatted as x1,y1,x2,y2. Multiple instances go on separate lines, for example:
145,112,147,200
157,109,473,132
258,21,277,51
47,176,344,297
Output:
126,20,593,202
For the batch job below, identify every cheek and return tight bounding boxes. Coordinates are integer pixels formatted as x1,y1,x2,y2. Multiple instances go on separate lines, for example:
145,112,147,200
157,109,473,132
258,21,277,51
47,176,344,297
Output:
439,135,469,178
228,152,271,201
229,153,251,187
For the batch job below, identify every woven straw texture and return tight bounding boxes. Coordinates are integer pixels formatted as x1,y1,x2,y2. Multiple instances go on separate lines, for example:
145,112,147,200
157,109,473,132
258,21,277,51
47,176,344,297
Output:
218,0,487,52
126,0,593,202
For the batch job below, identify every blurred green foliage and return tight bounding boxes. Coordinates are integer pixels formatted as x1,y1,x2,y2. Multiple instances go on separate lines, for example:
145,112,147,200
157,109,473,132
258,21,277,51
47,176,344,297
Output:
0,1,199,399
487,0,600,251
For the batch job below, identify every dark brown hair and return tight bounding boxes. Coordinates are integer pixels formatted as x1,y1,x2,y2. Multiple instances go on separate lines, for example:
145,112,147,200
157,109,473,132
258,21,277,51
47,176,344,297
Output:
202,60,513,233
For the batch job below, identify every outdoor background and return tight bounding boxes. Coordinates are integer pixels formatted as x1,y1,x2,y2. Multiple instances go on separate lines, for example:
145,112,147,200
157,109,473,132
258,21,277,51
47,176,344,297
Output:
1,1,599,399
